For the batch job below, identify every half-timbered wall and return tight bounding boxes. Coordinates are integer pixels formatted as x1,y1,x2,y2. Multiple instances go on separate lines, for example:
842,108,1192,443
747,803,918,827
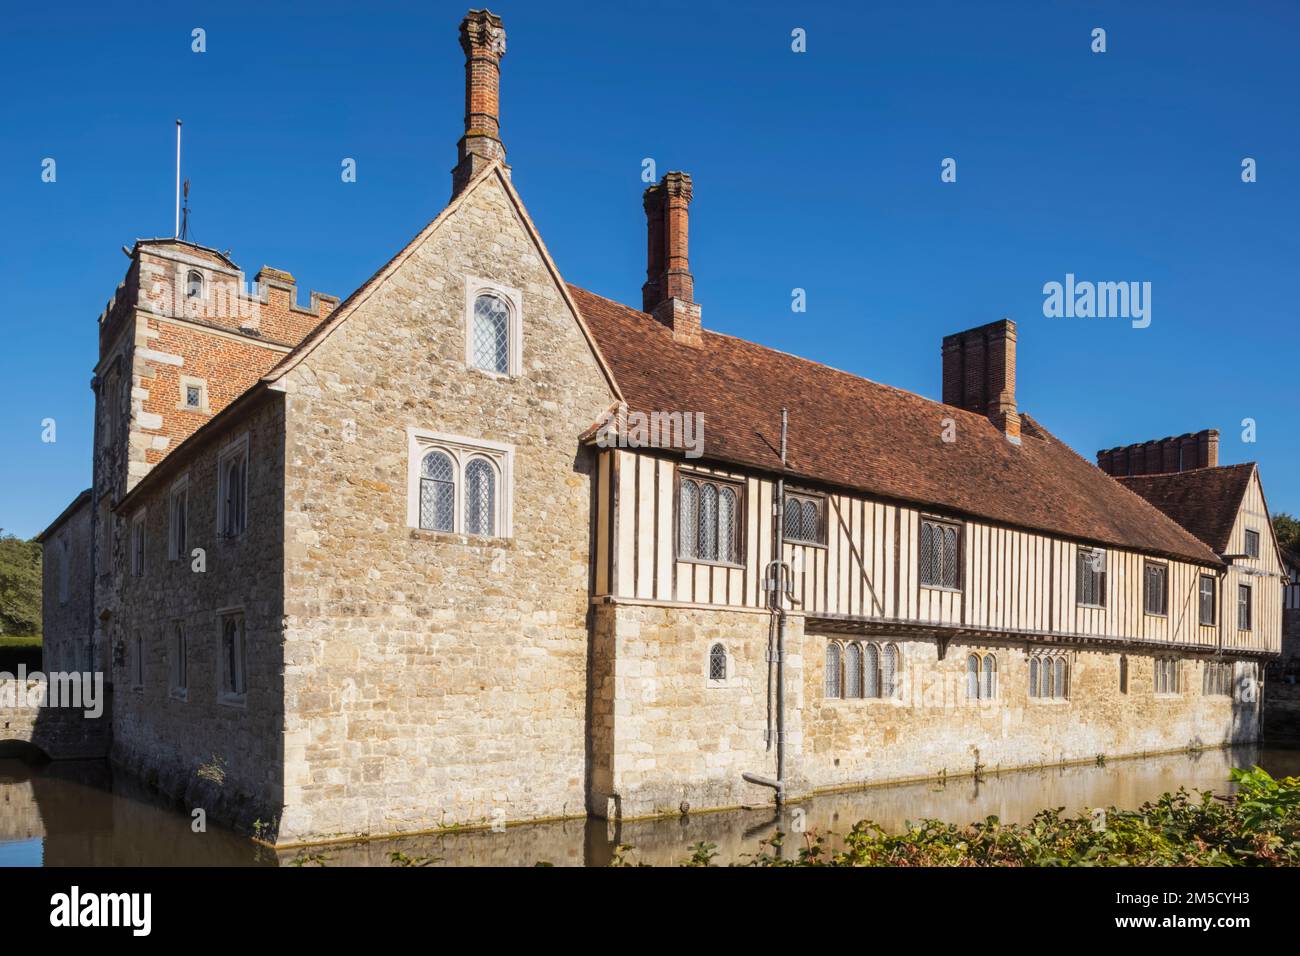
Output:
594,450,1282,655
1220,470,1286,653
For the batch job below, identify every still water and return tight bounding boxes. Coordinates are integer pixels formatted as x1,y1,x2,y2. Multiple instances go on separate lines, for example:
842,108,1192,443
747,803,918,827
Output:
3,746,1298,866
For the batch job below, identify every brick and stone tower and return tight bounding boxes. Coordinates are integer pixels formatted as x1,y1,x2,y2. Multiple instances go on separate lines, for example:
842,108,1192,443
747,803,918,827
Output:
451,9,508,198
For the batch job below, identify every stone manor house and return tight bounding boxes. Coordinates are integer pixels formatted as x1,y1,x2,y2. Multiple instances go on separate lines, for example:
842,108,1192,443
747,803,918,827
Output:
37,10,1285,844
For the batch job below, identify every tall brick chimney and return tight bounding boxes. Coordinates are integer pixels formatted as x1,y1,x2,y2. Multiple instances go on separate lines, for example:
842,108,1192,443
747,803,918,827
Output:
1095,428,1220,476
642,171,702,346
941,319,1021,443
451,9,507,198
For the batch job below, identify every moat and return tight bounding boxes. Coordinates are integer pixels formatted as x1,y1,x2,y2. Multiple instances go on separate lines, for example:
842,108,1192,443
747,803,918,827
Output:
2,745,1298,866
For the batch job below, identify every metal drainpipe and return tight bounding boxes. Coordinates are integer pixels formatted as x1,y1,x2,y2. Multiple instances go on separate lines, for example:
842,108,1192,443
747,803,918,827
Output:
744,409,788,804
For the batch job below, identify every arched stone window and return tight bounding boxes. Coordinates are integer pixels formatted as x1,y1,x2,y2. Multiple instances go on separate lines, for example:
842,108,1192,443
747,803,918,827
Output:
982,654,997,700
844,642,863,698
883,643,900,698
464,457,497,535
709,643,727,682
825,642,842,699
966,654,980,700
863,642,880,698
471,293,510,374
185,270,204,299
419,450,455,532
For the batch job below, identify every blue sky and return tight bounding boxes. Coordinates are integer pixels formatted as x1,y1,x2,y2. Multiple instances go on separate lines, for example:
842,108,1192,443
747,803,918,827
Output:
1,0,1296,539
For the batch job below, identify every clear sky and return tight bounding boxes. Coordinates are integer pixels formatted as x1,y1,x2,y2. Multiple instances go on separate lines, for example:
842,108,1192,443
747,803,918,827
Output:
1,0,1296,539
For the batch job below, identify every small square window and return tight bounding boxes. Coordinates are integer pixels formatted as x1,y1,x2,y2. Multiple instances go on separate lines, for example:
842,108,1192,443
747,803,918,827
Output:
1244,529,1260,559
186,385,201,408
783,493,824,545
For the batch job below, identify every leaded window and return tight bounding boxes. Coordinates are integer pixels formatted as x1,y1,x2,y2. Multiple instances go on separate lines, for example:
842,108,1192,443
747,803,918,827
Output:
863,642,880,698
1238,584,1252,631
219,448,248,538
471,293,510,374
982,654,997,700
783,493,822,545
883,643,899,698
966,654,980,700
709,643,727,682
825,642,841,698
1077,549,1106,607
1143,561,1168,616
920,519,961,589
465,457,496,536
678,476,741,564
844,642,863,698
419,450,456,532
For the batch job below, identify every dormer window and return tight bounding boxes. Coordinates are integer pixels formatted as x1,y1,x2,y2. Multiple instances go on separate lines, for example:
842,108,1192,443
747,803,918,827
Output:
185,270,205,300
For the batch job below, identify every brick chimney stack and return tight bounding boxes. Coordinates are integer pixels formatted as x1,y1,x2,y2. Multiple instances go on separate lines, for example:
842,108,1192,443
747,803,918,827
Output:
941,319,1021,443
1096,428,1220,476
451,9,507,199
642,171,702,346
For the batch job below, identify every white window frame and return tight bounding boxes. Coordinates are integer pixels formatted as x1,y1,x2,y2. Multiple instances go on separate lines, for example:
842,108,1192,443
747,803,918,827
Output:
178,375,210,413
216,608,247,707
464,276,523,377
216,433,250,540
406,428,514,538
130,509,146,577
168,474,190,561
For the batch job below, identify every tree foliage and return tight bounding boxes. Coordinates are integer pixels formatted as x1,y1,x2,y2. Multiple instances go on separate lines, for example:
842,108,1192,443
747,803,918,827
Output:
0,530,42,637
1275,512,1300,556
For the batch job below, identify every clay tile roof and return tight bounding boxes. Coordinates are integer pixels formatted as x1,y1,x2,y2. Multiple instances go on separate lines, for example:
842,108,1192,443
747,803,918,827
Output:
568,284,1222,566
1116,464,1256,554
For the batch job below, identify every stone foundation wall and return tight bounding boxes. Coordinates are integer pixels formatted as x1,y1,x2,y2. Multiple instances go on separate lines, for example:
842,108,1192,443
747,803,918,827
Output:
590,602,807,819
591,601,1262,821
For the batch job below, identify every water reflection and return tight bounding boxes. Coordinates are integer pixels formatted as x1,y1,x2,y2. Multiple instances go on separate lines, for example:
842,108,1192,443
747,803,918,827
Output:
2,745,1297,866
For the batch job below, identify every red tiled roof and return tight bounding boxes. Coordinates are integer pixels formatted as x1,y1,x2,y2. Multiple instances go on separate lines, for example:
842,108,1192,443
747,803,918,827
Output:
1116,464,1256,554
569,284,1222,566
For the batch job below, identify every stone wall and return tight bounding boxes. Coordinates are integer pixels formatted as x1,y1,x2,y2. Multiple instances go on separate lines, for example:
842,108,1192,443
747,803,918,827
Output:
38,496,93,673
275,170,616,843
109,395,287,834
802,634,1257,791
590,602,807,819
591,599,1261,821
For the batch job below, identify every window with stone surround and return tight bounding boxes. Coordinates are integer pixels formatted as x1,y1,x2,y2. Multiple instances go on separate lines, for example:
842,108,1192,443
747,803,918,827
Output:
178,376,209,413
171,622,188,699
708,643,728,684
966,653,997,700
217,435,249,539
168,476,189,560
1203,660,1231,697
219,612,247,704
407,429,513,538
185,270,205,300
1155,656,1181,695
1029,651,1069,700
130,510,146,577
464,277,522,377
132,631,144,690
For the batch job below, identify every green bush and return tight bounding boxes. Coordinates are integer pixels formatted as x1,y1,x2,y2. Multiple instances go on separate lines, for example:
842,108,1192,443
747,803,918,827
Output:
621,767,1300,867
